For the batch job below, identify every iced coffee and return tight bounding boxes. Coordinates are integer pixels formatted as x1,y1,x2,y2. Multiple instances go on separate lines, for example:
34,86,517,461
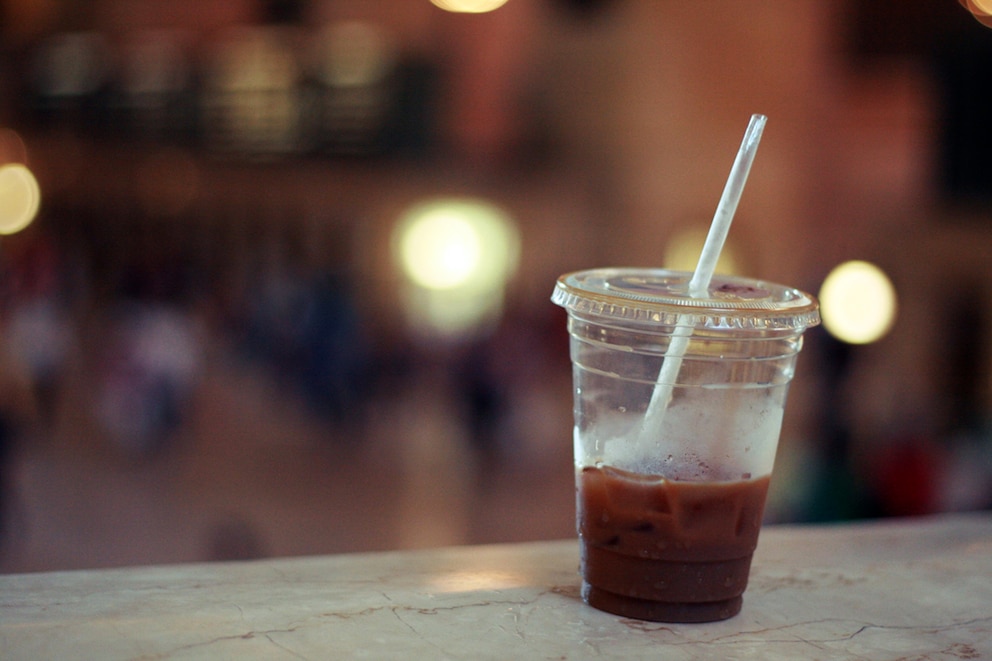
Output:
553,268,819,622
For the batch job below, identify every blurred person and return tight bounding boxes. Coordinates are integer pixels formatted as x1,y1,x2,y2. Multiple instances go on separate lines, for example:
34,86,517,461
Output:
6,294,74,423
237,241,370,436
95,302,204,457
1,229,75,425
295,270,371,432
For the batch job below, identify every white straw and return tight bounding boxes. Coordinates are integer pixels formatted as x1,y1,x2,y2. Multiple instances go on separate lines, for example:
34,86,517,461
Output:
638,114,767,444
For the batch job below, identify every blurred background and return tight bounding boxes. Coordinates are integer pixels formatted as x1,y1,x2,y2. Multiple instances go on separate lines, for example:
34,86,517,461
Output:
1,0,991,573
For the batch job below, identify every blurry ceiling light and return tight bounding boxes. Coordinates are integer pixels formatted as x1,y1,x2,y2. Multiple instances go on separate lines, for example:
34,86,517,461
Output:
819,260,897,345
431,0,510,13
962,0,992,14
663,226,742,276
0,163,41,235
960,0,992,26
393,197,520,337
396,198,519,290
316,21,393,88
399,210,482,290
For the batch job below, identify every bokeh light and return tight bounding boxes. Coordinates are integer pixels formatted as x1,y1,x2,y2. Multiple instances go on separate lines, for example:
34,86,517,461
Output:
398,210,482,290
819,260,897,345
394,197,520,337
430,0,511,13
0,163,42,235
960,0,992,27
961,0,992,14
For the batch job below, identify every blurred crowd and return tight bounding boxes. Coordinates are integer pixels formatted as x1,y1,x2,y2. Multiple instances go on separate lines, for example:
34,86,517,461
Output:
1,211,991,554
1,2,991,562
0,215,571,541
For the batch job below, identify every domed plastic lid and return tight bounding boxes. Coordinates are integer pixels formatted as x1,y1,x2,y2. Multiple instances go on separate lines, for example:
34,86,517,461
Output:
552,268,820,331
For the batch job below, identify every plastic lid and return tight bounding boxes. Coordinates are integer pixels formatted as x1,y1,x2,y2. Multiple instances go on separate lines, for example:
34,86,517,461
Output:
552,268,820,332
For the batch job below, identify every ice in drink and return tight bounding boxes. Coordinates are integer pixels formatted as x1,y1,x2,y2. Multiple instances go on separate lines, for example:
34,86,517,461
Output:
578,464,770,622
552,268,819,622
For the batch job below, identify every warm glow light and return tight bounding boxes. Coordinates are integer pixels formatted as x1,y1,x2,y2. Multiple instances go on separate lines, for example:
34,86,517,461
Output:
819,260,897,345
664,227,742,276
960,0,992,26
428,569,529,593
394,197,520,337
431,0,510,13
963,0,992,15
0,164,41,235
399,210,482,290
395,198,518,291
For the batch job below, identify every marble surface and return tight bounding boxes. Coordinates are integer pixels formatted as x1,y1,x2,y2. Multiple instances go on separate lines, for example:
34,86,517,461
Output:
1,512,991,660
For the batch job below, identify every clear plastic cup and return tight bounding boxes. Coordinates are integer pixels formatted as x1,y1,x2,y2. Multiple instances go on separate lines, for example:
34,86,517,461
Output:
552,268,820,622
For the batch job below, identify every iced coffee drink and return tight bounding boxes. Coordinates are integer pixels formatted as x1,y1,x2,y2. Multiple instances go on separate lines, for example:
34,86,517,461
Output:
553,268,819,622
579,465,769,622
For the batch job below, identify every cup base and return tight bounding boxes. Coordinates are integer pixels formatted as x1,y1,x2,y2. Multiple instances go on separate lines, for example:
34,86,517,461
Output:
581,582,743,623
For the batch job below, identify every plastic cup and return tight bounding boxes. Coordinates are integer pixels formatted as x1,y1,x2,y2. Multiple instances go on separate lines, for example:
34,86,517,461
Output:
552,268,820,622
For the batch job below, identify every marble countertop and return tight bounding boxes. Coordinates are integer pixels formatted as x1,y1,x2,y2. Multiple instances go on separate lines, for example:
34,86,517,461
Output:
2,512,990,660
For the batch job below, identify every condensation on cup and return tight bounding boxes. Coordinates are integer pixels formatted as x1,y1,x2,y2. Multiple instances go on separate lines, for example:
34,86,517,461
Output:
553,267,820,622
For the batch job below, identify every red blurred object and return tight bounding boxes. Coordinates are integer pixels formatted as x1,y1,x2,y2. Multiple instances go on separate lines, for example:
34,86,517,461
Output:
875,436,943,517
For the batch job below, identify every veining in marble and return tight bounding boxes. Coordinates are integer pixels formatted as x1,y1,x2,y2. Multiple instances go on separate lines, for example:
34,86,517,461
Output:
1,513,990,660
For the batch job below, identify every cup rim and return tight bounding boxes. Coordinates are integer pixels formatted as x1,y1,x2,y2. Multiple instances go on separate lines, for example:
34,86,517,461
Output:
553,267,820,332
